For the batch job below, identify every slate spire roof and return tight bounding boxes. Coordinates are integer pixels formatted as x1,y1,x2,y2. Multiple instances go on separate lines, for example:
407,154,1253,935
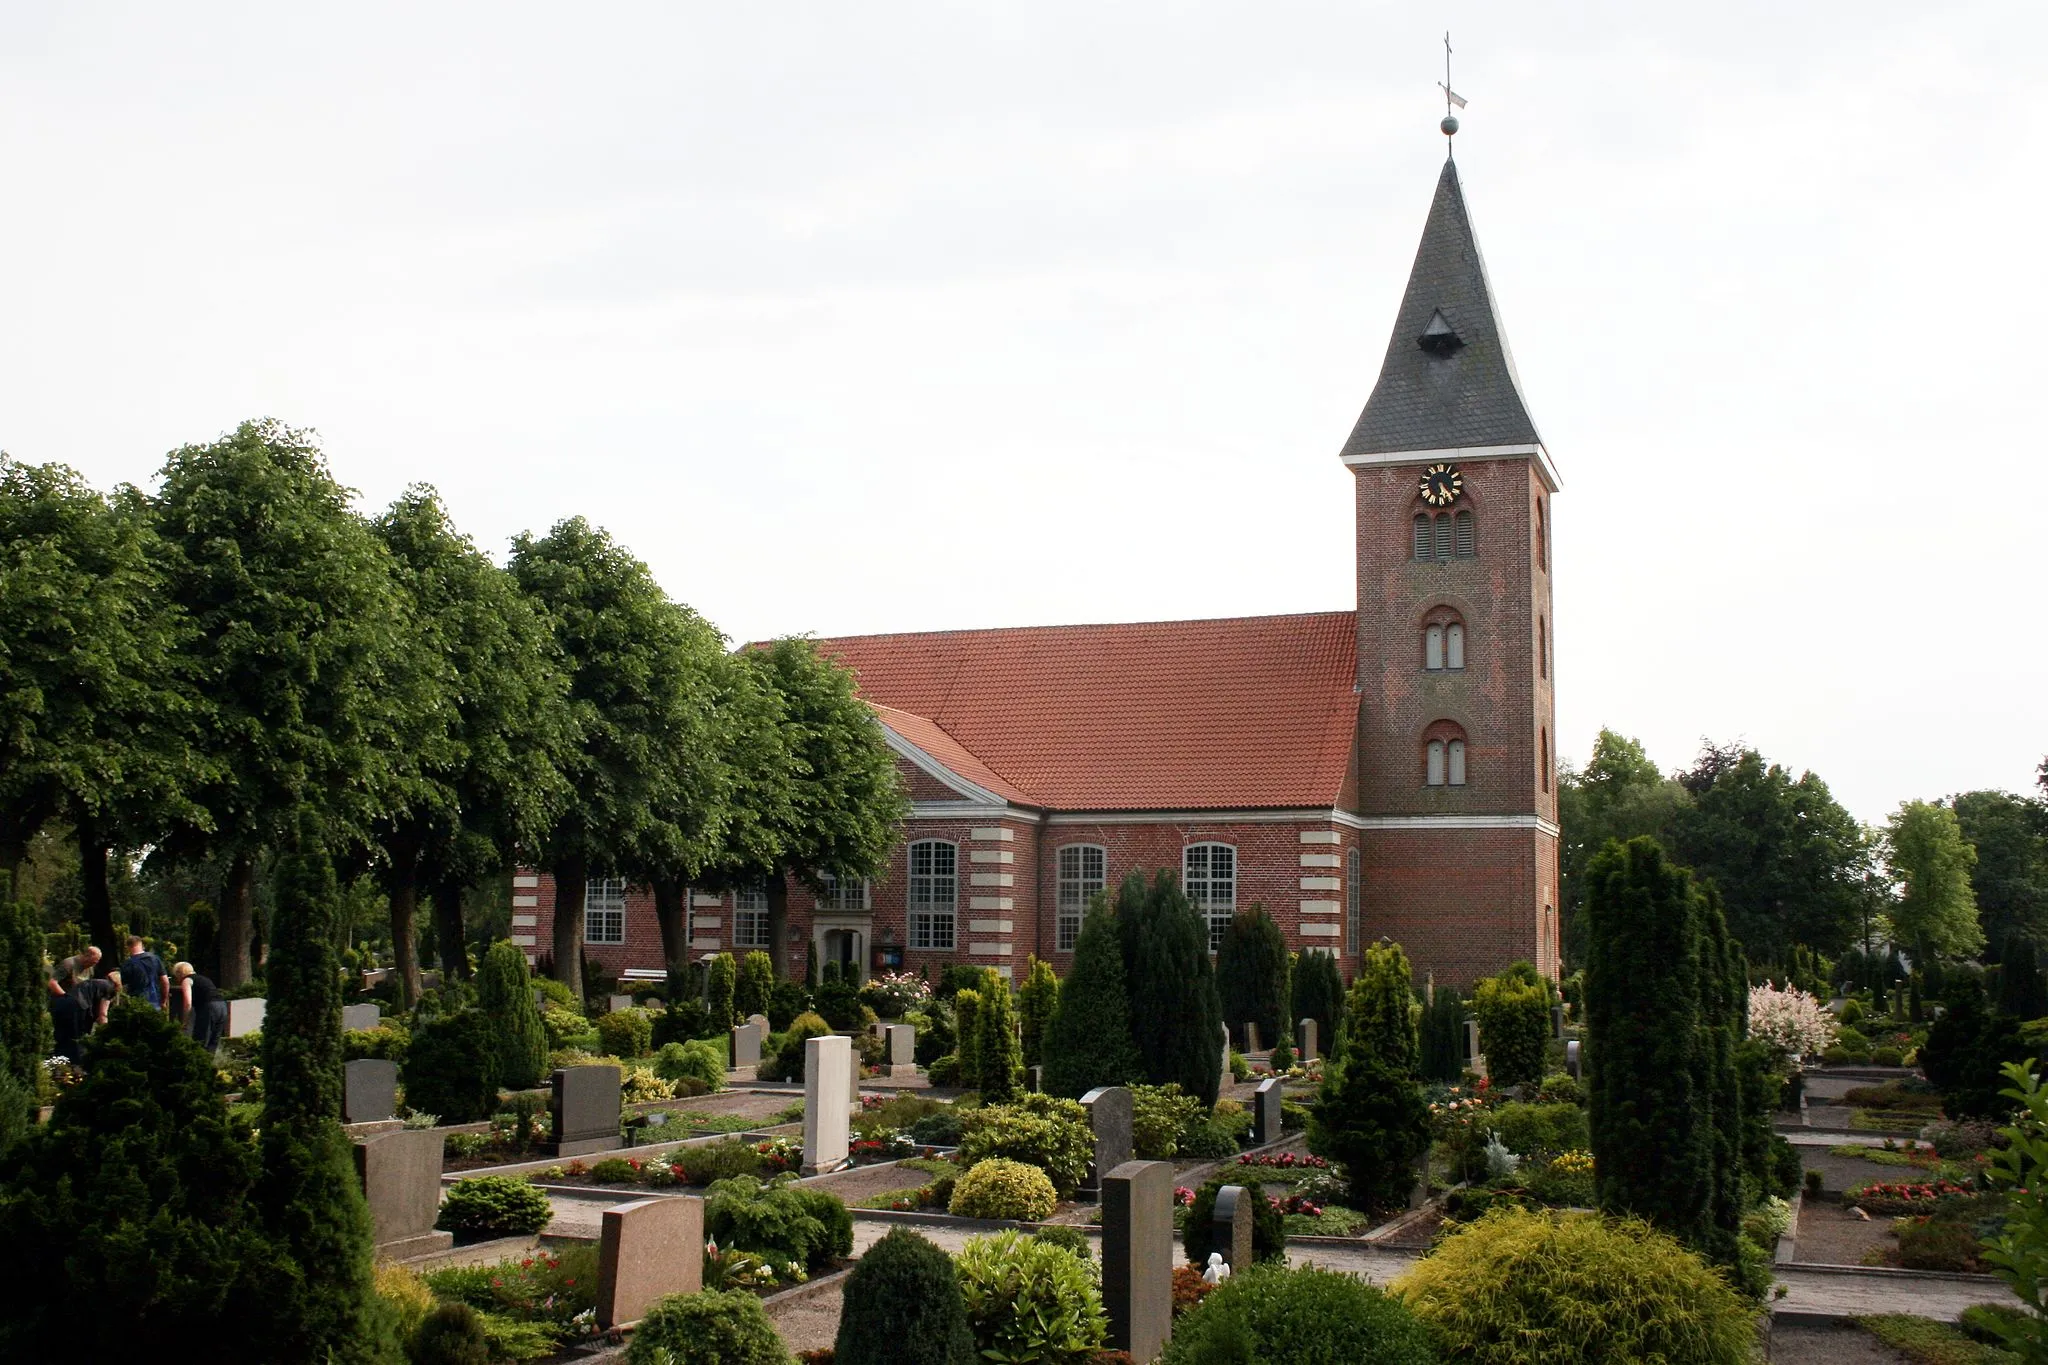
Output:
1341,156,1542,457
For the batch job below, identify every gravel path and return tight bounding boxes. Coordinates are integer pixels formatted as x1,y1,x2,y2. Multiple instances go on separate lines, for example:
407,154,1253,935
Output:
1772,1319,1916,1364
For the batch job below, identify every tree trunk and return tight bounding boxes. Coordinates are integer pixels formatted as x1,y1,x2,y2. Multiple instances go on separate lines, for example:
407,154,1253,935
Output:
653,878,688,980
73,805,117,958
551,855,587,1002
387,847,421,1010
432,880,470,980
219,849,255,987
766,875,790,980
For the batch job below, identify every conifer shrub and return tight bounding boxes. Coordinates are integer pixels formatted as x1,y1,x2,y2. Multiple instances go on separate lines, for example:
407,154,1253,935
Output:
952,988,983,1091
1483,1102,1589,1158
957,1093,1094,1196
411,1302,491,1365
1163,1264,1437,1365
1120,872,1225,1106
765,1011,834,1083
625,1290,794,1365
955,1230,1105,1363
0,880,52,1085
403,1010,502,1123
1043,897,1142,1098
973,969,1023,1103
653,1039,727,1091
436,1176,554,1238
476,940,550,1091
949,1157,1059,1221
531,975,578,1012
707,952,738,1030
1183,1176,1286,1267
1018,956,1059,1073
1177,1117,1239,1159
1216,905,1290,1053
1309,942,1430,1211
1130,1083,1204,1160
705,1176,853,1270
1396,1207,1757,1364
1472,970,1550,1088
1290,950,1344,1051
736,950,775,1021
596,1006,655,1059
1418,984,1466,1084
834,1228,976,1365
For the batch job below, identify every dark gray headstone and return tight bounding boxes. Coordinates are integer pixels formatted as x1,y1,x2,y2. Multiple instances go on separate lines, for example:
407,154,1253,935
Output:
1252,1077,1284,1147
1297,1017,1318,1062
1080,1085,1134,1196
341,1002,381,1033
343,1058,398,1124
1101,1160,1173,1363
1551,1003,1566,1039
730,1022,763,1069
549,1065,624,1156
1212,1185,1254,1275
1028,1064,1043,1093
354,1129,452,1259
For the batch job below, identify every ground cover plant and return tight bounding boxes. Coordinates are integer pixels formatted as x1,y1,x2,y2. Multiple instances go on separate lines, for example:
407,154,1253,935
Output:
1163,1263,1439,1365
421,1245,601,1356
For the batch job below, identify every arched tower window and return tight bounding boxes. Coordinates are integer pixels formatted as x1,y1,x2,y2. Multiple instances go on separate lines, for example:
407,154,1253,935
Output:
1541,728,1550,793
1412,511,1478,562
1422,608,1466,671
1539,617,1548,680
1454,510,1474,557
1413,514,1431,561
1423,720,1468,787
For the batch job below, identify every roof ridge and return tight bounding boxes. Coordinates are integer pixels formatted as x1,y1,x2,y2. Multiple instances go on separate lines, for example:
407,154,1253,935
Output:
812,608,1356,647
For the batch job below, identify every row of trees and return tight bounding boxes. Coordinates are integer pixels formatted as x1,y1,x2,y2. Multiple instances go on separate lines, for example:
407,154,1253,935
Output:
1560,729,2048,972
0,424,909,1002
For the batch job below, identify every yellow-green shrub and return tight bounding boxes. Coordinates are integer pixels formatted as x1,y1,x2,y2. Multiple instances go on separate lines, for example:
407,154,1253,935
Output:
948,1158,1058,1222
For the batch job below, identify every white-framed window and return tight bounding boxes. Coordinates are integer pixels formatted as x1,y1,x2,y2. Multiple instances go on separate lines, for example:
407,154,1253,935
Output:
1425,624,1444,670
733,885,771,948
1447,623,1465,669
1346,847,1361,953
1056,845,1107,952
1427,740,1446,786
584,877,626,945
1424,620,1466,672
1426,729,1469,787
1449,739,1467,786
1183,843,1237,952
818,871,870,912
908,840,957,951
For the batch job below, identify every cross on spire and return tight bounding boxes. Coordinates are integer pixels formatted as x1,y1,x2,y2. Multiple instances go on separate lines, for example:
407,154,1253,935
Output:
1439,32,1466,151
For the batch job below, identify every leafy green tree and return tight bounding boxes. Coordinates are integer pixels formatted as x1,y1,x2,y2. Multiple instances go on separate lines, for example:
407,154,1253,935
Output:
706,953,738,1030
1119,872,1225,1106
1887,800,1984,963
736,950,774,1021
1017,955,1058,1073
372,488,571,1002
1043,897,1142,1098
152,421,412,985
1309,942,1430,1210
257,826,393,1363
1216,905,1289,1052
509,517,724,1001
695,638,909,978
1584,837,1713,1249
1290,950,1344,1054
1953,791,2048,958
476,940,549,1091
0,458,199,945
1557,729,1691,968
974,969,1022,1103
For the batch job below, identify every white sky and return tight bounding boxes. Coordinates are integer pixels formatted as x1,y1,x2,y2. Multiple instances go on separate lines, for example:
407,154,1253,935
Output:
3,2,2043,826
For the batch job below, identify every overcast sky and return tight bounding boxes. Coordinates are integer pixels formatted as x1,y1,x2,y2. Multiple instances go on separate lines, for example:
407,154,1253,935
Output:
3,2,2042,826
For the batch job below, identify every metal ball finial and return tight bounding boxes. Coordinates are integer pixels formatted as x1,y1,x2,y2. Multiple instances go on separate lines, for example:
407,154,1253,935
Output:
1441,114,1459,137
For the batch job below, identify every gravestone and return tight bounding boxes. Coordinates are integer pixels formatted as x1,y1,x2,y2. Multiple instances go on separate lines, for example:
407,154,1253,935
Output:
883,1024,916,1077
1101,1160,1174,1362
746,1013,769,1032
343,1058,398,1125
1564,1038,1582,1080
1218,1022,1232,1092
1212,1185,1254,1276
1028,1064,1043,1093
354,1128,452,1259
1551,1003,1566,1039
597,1195,704,1329
1251,1077,1284,1147
849,1043,863,1110
341,1002,381,1033
1297,1017,1318,1062
803,1034,853,1175
1244,1021,1261,1053
548,1065,624,1157
1079,1085,1134,1197
1464,1019,1481,1064
607,993,633,1015
226,997,266,1037
730,1022,763,1070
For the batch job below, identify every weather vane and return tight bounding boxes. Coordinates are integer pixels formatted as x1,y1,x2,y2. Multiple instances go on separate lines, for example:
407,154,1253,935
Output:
1440,31,1467,150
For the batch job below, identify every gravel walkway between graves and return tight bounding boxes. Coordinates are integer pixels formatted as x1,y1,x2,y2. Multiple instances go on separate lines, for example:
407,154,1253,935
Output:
1791,1201,1896,1268
1771,1319,1916,1363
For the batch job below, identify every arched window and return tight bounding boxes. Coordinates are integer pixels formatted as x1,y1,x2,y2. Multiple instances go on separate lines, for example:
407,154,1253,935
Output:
1346,847,1361,953
907,840,957,950
1424,721,1469,787
1425,624,1444,670
1454,510,1475,558
1538,617,1547,680
1183,843,1236,951
1056,845,1106,952
1413,514,1431,561
1422,609,1465,671
1541,728,1551,793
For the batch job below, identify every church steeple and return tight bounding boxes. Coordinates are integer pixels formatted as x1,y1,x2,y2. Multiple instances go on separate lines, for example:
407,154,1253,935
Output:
1341,158,1545,462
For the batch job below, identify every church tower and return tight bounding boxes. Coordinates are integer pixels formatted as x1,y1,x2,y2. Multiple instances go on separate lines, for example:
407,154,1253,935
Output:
1342,151,1562,983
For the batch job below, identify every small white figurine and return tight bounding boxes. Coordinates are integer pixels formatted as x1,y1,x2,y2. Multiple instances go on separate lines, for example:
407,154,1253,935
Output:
1202,1251,1230,1284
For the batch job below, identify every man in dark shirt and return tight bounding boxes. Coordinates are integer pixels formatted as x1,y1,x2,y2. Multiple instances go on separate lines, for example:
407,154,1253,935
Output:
50,974,117,1062
118,937,167,1009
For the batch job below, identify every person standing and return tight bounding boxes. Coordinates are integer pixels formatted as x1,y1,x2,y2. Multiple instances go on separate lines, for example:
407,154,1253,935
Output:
117,937,168,1010
171,962,226,1053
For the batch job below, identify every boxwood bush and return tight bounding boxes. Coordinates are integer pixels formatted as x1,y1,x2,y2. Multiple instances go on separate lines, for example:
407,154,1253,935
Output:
436,1176,553,1238
948,1158,1058,1222
624,1290,792,1365
957,1094,1093,1196
595,1007,654,1060
1482,1102,1589,1159
1164,1264,1437,1365
834,1228,975,1365
402,1010,501,1124
652,1039,726,1092
704,1176,852,1271
1396,1207,1757,1363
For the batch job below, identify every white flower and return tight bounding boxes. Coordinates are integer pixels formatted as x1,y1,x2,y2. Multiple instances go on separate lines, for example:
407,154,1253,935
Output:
1748,982,1837,1060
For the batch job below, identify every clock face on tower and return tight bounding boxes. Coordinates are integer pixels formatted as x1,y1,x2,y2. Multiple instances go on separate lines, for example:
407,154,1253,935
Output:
1418,462,1463,507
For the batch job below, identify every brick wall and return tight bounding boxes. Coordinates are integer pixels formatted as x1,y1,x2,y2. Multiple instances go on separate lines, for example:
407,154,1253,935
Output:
1360,825,1559,987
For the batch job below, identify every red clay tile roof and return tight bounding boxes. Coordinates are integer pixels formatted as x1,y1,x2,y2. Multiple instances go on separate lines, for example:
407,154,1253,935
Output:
818,612,1361,811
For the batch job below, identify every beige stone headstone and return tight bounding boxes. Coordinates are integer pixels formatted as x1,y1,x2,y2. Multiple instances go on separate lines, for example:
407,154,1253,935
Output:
596,1195,704,1329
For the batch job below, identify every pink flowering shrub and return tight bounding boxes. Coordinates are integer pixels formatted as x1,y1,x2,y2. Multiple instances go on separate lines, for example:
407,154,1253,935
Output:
1748,982,1837,1060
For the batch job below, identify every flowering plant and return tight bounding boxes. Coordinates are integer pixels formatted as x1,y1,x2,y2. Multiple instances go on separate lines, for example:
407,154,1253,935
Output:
859,970,932,1017
1269,1193,1324,1218
1238,1152,1329,1171
1748,982,1837,1060
1173,1186,1195,1207
755,1136,803,1174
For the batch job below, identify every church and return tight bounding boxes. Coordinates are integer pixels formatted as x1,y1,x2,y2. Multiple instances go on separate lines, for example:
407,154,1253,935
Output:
523,143,1562,991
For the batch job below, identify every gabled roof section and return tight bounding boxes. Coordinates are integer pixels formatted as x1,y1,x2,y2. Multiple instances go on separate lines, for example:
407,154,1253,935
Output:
869,704,1038,807
819,612,1361,812
1342,157,1542,457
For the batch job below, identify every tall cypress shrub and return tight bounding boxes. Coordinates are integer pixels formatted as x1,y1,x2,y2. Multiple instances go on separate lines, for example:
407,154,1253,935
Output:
1584,836,1713,1249
256,828,395,1363
476,940,549,1091
1308,941,1430,1210
973,969,1022,1103
736,950,774,1021
1696,888,1744,1262
1418,984,1466,1084
1470,972,1549,1088
706,952,738,1029
952,988,982,1091
1999,934,2048,1021
1120,872,1224,1107
0,875,53,1087
1017,956,1059,1073
1291,950,1344,1050
1216,905,1288,1052
1043,899,1141,1098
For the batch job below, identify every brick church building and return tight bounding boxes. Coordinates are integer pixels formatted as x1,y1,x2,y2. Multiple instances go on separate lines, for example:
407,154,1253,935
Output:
522,149,1561,990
